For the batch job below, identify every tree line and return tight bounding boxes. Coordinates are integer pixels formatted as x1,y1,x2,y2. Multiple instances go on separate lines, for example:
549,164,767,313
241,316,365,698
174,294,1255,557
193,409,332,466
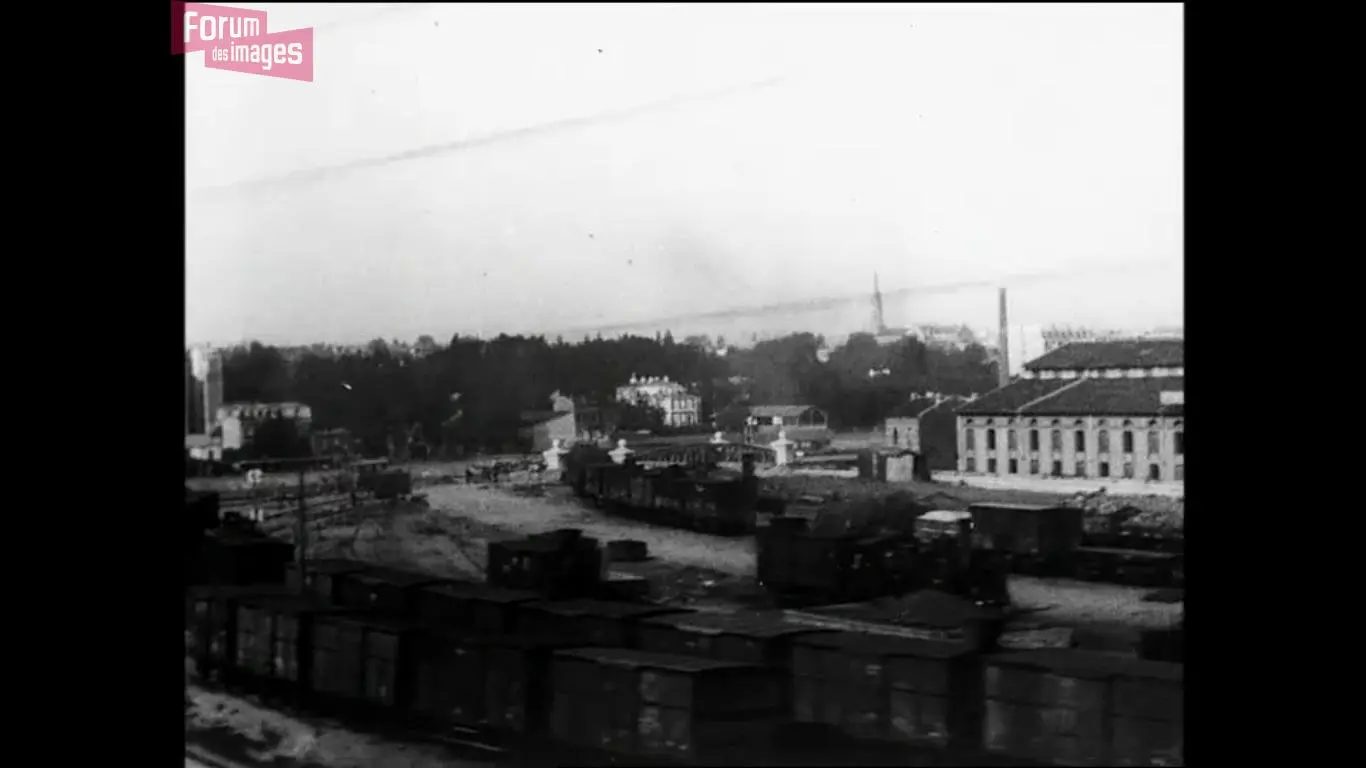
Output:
188,332,998,457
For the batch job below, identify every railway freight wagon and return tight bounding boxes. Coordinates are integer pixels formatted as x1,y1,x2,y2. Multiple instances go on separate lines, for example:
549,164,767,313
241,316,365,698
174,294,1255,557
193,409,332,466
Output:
756,515,1012,607
968,503,1184,589
572,460,765,535
547,647,788,766
189,557,1183,768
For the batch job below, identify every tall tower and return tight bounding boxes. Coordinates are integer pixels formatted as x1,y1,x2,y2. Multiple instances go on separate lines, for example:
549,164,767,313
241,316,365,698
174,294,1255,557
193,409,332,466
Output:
872,272,886,334
997,288,1011,388
189,346,225,434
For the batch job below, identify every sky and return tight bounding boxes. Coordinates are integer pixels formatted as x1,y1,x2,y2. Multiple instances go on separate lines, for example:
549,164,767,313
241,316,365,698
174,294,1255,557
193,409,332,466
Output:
186,2,1184,347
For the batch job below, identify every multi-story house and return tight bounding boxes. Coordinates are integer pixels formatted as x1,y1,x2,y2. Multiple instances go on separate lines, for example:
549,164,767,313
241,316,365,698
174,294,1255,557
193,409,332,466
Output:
615,375,702,428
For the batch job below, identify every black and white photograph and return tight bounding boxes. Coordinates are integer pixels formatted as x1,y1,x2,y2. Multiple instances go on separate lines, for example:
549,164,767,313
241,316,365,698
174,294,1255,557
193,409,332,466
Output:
184,4,1183,766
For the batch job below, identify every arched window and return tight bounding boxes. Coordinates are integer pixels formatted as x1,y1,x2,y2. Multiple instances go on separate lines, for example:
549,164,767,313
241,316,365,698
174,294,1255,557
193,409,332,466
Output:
1147,429,1160,455
1050,429,1062,452
1099,429,1111,453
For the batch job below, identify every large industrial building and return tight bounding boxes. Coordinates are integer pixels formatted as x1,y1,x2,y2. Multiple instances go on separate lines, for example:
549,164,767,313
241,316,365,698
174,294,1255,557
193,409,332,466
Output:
955,339,1184,482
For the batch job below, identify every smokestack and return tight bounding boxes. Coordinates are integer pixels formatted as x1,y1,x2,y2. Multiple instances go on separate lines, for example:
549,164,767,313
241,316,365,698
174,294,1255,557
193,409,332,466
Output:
998,287,1010,388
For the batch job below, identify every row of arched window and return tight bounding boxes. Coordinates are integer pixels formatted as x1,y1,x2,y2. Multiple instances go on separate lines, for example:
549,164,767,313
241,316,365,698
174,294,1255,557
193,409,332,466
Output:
964,418,1184,457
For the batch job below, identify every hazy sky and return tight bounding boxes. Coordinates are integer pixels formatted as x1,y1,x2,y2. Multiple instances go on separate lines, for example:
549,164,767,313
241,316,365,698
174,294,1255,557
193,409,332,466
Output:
186,2,1183,346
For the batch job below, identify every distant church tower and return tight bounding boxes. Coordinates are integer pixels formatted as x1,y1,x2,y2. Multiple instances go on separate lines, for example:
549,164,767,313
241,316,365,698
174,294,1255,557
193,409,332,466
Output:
872,272,887,334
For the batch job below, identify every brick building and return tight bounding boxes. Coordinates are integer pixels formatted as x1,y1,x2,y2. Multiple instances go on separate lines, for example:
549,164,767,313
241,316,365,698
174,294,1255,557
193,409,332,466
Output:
955,340,1184,482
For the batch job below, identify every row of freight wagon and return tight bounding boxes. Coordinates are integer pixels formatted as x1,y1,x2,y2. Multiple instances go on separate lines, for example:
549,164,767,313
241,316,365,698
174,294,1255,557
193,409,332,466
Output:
568,457,1184,594
756,505,1184,607
569,455,778,536
188,557,1182,767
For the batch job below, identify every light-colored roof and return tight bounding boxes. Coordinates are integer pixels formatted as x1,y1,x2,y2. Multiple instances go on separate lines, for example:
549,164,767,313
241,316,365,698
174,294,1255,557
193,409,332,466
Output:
749,405,820,419
184,434,218,448
920,510,972,523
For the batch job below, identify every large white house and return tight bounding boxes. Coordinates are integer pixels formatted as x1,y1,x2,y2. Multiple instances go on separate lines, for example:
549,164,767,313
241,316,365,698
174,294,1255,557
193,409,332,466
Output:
614,375,701,428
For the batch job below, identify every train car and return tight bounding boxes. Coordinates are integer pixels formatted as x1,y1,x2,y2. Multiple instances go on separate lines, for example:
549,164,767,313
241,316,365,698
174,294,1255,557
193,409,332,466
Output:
547,647,787,766
968,502,1084,576
574,459,763,535
969,502,1183,588
789,632,986,754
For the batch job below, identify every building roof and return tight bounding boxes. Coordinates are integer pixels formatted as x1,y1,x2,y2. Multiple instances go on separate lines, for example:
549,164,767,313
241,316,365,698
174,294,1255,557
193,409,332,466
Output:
958,379,1077,416
889,395,970,419
185,434,217,448
748,405,822,419
1025,339,1184,371
1022,377,1183,417
961,376,1184,418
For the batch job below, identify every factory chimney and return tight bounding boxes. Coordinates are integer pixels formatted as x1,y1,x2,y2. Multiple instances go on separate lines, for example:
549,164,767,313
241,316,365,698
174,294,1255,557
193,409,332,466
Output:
997,287,1011,388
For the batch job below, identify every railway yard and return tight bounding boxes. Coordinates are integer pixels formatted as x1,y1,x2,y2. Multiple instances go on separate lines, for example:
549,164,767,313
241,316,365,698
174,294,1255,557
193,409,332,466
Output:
187,460,1183,768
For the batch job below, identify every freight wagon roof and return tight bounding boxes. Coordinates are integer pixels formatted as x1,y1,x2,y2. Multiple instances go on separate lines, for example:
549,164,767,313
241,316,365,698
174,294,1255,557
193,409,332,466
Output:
818,589,998,629
920,510,973,523
350,566,452,589
237,593,348,614
187,584,296,601
642,610,821,638
294,558,369,576
313,613,421,633
794,630,977,659
557,647,761,673
1115,657,1184,683
418,582,540,604
524,599,690,620
1025,339,1184,371
984,648,1134,679
957,379,1075,415
969,502,1068,513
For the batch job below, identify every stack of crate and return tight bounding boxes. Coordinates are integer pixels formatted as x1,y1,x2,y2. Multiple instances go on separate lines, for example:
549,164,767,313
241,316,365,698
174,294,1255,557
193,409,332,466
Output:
549,647,785,764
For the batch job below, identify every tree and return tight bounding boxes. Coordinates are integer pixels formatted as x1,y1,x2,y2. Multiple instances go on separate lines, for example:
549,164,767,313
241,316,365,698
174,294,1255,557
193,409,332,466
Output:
250,415,307,459
618,397,665,432
212,327,998,457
